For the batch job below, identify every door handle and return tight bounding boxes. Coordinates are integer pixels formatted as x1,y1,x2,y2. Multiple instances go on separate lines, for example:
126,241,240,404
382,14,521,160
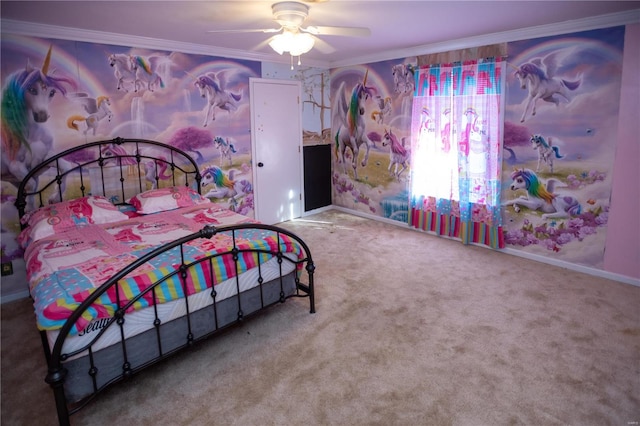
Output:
257,162,264,167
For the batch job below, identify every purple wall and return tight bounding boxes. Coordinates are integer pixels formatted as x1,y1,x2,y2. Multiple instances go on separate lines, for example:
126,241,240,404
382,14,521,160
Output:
604,23,640,280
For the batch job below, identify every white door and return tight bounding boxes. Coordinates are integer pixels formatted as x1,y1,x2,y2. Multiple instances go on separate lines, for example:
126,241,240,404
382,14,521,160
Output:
250,78,303,224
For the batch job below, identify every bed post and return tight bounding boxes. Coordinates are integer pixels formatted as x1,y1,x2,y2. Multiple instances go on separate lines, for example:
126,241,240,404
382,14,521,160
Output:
39,330,52,365
45,367,70,426
15,193,27,227
306,261,316,314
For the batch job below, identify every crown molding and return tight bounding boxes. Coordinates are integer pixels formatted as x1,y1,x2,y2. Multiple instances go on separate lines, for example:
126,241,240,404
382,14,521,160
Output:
0,19,330,68
2,9,638,70
329,9,640,68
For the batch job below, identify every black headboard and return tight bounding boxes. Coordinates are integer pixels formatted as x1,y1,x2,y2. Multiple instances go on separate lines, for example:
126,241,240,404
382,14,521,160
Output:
15,137,202,222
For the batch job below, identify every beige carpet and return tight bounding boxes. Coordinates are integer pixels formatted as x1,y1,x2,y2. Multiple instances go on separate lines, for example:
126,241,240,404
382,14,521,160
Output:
2,209,639,426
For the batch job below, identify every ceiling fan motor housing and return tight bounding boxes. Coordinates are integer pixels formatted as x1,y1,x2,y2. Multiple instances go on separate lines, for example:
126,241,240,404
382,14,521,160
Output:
272,1,310,30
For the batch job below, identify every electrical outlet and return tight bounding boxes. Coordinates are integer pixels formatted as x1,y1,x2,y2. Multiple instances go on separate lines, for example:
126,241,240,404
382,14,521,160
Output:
1,262,13,276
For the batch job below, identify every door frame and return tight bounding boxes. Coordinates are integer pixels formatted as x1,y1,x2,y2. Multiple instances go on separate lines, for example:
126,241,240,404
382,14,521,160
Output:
249,77,304,223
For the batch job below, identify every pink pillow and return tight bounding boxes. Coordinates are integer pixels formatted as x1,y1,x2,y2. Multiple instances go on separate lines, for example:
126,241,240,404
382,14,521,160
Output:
18,195,128,246
127,186,210,214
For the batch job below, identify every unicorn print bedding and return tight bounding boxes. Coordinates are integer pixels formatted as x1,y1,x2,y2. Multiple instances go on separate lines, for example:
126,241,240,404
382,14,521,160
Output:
23,202,304,333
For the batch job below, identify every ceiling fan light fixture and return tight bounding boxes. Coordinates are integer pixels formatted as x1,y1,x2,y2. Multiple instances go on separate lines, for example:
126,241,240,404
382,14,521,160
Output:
290,32,315,56
268,34,288,55
269,31,315,56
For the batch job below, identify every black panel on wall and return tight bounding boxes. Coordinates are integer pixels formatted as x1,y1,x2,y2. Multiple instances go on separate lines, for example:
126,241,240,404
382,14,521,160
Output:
303,144,332,211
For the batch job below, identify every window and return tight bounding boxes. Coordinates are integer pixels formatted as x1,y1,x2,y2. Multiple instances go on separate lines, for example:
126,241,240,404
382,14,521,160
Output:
409,58,505,248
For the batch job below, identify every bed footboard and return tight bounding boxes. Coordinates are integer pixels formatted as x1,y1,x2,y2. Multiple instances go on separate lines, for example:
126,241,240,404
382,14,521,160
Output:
44,223,315,426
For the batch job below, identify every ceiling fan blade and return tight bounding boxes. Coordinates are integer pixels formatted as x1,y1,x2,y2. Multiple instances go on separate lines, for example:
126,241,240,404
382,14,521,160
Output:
207,27,282,34
251,37,275,52
302,25,371,38
312,36,336,54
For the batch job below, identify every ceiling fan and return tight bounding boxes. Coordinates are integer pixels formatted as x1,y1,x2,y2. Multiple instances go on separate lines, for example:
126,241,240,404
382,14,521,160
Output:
206,1,371,58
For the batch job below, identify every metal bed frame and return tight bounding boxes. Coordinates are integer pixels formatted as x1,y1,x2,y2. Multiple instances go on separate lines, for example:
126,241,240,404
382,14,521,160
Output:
15,137,316,426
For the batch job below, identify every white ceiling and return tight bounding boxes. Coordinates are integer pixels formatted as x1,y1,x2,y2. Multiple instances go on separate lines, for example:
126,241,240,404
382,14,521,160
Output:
2,1,639,67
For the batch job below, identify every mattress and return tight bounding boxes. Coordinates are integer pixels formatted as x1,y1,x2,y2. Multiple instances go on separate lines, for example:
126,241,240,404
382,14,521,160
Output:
48,253,297,358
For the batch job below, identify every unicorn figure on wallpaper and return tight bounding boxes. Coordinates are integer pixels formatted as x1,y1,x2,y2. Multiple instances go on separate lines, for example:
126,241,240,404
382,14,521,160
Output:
503,168,581,219
381,129,410,180
391,63,415,95
130,55,166,92
193,71,242,127
1,45,76,185
200,165,252,207
512,51,581,122
108,53,136,92
213,136,237,167
370,96,392,124
333,70,376,180
66,95,113,135
530,134,564,173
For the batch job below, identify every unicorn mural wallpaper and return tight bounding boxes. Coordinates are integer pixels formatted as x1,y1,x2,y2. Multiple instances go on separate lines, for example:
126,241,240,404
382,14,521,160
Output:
502,26,625,268
66,94,114,135
1,44,77,185
330,59,417,222
0,34,260,286
327,27,626,269
192,70,242,127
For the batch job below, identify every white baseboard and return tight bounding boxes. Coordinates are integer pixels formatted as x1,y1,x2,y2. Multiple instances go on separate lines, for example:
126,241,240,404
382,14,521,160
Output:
324,205,640,288
500,247,640,287
302,205,335,217
0,290,30,304
331,205,411,229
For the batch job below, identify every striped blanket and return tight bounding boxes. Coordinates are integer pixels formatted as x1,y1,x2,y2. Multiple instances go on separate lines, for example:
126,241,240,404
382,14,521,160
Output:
24,204,303,334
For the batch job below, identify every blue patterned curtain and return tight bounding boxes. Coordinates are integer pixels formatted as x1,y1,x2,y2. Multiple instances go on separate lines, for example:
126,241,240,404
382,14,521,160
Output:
409,58,505,248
